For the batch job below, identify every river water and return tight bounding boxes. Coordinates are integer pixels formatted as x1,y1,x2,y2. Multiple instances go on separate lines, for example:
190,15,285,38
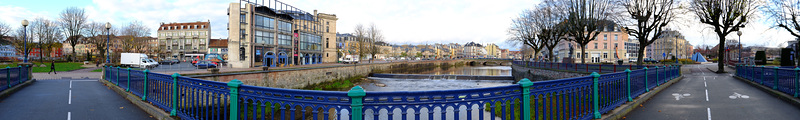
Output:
360,66,515,92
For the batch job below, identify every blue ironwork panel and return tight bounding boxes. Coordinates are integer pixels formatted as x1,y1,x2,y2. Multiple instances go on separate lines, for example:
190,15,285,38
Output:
9,68,19,87
777,68,796,95
238,85,350,120
0,68,8,91
129,70,146,97
598,72,627,114
630,70,647,97
119,69,131,90
764,68,776,87
530,76,594,120
146,73,174,113
175,76,231,120
646,69,658,89
361,85,521,120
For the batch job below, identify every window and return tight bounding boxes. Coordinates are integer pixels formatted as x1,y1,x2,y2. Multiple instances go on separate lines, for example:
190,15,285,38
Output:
240,14,246,23
326,38,329,48
603,53,608,58
278,34,291,46
604,34,607,41
594,43,598,49
614,34,619,41
604,43,607,49
254,30,274,44
278,21,292,32
614,43,618,49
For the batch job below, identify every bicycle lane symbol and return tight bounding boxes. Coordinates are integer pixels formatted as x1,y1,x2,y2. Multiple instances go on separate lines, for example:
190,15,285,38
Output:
729,92,750,99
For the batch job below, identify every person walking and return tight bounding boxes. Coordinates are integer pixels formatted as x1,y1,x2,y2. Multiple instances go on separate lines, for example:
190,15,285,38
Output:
48,61,56,74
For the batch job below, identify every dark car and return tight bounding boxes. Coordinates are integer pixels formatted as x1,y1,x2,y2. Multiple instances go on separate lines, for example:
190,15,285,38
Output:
193,61,217,69
643,58,660,63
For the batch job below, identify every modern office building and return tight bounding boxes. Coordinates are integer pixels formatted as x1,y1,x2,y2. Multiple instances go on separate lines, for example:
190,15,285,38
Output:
156,21,211,60
228,1,325,68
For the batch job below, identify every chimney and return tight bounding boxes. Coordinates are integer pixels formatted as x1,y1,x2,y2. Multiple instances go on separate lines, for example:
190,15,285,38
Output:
314,9,317,15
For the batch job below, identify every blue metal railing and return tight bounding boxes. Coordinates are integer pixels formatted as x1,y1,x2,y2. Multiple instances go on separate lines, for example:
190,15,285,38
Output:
736,65,800,97
0,66,29,92
103,63,681,120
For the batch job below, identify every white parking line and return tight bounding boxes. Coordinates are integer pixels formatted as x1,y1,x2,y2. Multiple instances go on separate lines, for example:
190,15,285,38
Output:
707,108,712,120
705,89,709,101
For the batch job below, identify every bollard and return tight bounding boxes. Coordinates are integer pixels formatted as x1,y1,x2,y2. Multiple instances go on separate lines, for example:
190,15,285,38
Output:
228,79,242,120
592,72,601,119
126,68,131,92
170,73,179,116
142,69,149,101
626,69,632,102
644,67,649,92
519,78,534,120
349,86,367,120
775,67,779,90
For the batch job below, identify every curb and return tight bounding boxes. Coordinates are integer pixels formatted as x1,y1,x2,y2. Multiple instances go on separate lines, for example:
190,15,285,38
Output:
98,79,175,120
600,76,684,120
732,76,800,109
0,79,36,100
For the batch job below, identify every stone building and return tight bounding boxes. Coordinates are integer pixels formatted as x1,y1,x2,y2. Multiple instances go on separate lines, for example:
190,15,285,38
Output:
318,13,338,63
156,21,211,60
556,21,629,63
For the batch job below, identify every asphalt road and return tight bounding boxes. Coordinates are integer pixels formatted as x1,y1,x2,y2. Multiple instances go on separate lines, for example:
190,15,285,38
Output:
625,64,800,120
0,79,152,120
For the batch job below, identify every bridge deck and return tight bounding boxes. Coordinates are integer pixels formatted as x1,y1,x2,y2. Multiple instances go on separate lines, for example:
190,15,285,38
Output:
625,64,800,119
0,70,151,120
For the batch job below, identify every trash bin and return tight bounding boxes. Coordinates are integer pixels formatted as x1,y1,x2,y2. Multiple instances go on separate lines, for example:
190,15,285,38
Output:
617,60,624,65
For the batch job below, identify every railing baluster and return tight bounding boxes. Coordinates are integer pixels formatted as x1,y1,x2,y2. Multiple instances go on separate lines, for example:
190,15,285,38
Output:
127,68,131,92
348,86,366,120
592,72,601,119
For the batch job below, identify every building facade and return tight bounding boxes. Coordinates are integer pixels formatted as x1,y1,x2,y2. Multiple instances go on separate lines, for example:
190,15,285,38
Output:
208,39,228,59
318,13,338,63
156,21,211,60
228,2,324,68
647,29,692,60
556,21,629,63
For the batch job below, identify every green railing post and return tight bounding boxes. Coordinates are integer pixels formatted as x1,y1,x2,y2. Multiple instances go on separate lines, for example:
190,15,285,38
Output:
142,69,149,101
775,67,779,90
348,86,366,120
116,67,121,86
6,67,10,88
519,78,534,120
644,67,649,92
625,69,632,102
227,79,242,120
126,68,131,92
170,73,179,116
655,66,660,86
761,66,766,85
795,67,800,98
592,72,601,119
17,66,22,83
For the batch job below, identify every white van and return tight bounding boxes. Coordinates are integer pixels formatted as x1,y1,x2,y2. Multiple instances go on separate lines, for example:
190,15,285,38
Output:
120,53,157,68
342,55,360,64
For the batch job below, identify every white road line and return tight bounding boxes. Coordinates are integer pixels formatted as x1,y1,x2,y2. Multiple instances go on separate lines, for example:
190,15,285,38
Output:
67,112,71,120
707,108,712,120
69,80,72,88
704,81,707,87
68,90,72,104
705,89,709,101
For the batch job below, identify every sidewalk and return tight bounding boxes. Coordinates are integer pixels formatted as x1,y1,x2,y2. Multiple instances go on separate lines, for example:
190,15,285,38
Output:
33,67,102,80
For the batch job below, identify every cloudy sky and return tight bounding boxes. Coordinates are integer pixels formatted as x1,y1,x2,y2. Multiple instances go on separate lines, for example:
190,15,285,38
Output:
0,0,795,50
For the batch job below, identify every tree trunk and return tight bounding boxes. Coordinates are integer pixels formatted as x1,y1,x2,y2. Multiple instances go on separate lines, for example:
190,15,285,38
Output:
548,49,555,62
717,35,726,73
581,45,586,64
72,45,77,62
637,47,646,66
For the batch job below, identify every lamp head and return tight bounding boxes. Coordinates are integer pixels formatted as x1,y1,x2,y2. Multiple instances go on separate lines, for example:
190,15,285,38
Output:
737,31,742,36
21,19,28,26
105,22,111,29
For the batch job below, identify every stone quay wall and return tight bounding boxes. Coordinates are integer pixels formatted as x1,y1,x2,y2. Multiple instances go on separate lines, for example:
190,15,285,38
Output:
190,60,464,89
512,65,590,82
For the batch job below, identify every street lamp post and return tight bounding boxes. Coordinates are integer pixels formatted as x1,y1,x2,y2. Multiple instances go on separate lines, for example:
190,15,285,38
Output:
675,35,679,64
21,20,28,63
737,31,742,64
105,22,111,64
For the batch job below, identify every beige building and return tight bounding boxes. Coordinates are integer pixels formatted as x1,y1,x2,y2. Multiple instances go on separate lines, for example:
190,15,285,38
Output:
156,21,211,60
648,29,692,60
228,2,325,68
485,43,501,58
557,22,629,63
318,13,338,63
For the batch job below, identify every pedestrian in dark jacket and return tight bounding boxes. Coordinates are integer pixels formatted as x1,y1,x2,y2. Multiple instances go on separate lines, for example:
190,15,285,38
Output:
48,61,56,74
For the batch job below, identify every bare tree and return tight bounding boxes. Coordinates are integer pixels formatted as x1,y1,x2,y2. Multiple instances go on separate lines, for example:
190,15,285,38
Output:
11,27,35,60
617,0,681,65
59,7,88,61
84,22,107,63
120,21,150,53
564,0,616,64
0,21,10,38
367,23,384,63
31,18,63,62
508,9,545,61
764,0,800,65
538,0,569,62
690,0,759,73
353,24,368,60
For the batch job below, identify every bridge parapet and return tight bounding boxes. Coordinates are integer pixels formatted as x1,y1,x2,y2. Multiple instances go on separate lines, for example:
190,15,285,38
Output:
101,62,682,120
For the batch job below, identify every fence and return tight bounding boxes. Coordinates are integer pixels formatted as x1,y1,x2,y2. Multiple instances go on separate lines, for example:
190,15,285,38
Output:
103,63,681,120
0,66,30,92
514,61,659,73
736,65,800,97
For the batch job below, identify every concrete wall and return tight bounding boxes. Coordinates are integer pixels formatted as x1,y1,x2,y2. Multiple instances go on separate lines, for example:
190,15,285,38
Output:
192,60,463,89
511,65,589,82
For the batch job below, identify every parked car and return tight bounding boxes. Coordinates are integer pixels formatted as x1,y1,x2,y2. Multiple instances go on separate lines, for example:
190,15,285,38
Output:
193,61,217,69
159,59,180,65
643,58,659,63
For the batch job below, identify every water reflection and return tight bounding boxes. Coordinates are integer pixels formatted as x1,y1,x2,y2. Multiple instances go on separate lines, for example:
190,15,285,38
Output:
362,66,514,92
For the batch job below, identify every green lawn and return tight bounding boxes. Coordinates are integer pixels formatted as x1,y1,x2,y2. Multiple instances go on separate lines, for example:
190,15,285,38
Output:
0,62,86,73
91,69,103,72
